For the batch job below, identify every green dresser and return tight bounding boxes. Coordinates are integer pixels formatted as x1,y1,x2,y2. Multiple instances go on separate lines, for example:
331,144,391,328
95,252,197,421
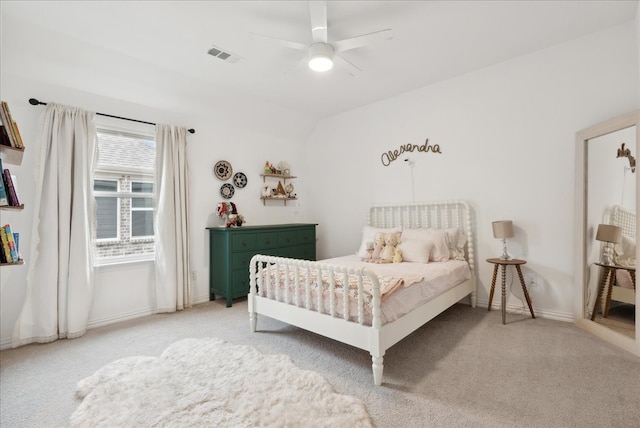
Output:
207,223,317,307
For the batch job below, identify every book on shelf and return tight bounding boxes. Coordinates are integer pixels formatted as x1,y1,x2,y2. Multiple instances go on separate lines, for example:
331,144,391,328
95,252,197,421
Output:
0,101,24,149
2,168,20,206
0,226,11,263
0,159,8,206
13,232,20,260
3,224,19,263
0,125,12,147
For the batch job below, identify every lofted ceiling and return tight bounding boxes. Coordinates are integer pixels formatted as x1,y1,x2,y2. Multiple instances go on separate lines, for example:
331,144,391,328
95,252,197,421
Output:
1,1,637,120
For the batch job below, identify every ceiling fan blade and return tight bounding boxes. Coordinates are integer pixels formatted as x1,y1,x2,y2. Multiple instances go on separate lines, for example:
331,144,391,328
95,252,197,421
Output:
333,29,393,53
308,0,328,43
334,54,361,76
249,33,307,51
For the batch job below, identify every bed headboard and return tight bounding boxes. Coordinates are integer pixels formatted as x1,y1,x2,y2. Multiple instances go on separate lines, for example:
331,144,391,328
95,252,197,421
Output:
367,200,475,272
608,205,636,238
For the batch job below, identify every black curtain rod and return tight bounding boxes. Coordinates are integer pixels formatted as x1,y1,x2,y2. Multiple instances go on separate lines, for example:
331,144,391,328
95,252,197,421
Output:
28,98,195,134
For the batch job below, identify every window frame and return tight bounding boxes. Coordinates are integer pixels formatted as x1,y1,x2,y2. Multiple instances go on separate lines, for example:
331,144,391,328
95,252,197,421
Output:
93,117,156,266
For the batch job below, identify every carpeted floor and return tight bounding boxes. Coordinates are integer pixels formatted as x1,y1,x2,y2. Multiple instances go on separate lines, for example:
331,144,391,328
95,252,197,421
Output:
1,300,639,427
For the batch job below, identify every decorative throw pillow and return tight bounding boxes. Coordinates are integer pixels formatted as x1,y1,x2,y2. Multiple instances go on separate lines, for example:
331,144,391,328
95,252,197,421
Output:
401,228,450,262
356,226,402,258
397,239,433,263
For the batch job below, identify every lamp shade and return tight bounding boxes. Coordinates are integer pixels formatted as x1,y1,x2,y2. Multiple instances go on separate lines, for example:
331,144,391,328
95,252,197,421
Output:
492,220,514,239
595,224,622,243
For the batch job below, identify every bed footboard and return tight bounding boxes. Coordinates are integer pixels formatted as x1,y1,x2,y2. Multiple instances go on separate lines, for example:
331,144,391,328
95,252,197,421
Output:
248,254,383,328
248,254,387,385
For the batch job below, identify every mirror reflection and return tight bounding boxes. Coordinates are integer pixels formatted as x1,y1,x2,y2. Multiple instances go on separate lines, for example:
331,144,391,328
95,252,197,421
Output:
586,125,636,338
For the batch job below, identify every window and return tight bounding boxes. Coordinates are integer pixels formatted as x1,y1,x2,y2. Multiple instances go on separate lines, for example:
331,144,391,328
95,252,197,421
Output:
93,118,156,264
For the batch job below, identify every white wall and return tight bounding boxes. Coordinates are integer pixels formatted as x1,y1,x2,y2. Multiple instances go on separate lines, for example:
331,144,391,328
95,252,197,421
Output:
304,21,639,320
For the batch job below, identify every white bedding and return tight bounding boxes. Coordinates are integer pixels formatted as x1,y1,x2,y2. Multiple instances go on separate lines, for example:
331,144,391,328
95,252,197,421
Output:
258,254,471,325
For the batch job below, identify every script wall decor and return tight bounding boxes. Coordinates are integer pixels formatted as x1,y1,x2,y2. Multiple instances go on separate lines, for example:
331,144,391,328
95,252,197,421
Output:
381,139,442,166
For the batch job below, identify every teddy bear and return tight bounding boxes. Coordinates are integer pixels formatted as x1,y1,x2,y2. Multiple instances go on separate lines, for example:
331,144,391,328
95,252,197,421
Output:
393,247,403,263
364,232,386,263
378,233,400,263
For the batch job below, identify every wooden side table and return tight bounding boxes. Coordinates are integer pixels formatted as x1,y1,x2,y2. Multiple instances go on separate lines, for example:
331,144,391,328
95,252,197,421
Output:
486,258,536,324
591,263,636,321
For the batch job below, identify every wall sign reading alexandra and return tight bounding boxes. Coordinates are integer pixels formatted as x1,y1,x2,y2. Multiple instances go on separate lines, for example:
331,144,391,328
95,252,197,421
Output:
381,138,441,166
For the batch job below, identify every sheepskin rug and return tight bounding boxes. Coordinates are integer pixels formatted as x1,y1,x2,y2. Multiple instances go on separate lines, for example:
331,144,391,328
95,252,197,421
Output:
70,338,372,427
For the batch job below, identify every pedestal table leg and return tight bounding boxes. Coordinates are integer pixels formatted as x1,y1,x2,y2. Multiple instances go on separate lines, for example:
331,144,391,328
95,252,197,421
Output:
501,265,507,325
488,264,499,311
515,265,535,319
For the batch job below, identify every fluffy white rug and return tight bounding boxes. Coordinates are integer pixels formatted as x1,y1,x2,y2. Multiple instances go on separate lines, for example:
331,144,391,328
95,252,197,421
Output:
70,338,372,427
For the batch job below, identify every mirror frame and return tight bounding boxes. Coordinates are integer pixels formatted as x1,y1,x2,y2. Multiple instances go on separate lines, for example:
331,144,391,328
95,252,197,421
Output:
574,109,640,356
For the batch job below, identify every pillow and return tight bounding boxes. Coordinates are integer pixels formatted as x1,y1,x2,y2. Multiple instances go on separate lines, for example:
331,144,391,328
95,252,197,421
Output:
445,228,468,261
614,235,636,263
397,239,434,263
616,269,635,289
402,227,467,261
356,226,402,258
401,228,450,262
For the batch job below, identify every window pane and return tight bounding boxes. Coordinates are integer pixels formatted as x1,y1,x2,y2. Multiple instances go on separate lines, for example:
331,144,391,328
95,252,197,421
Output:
132,211,154,237
95,179,117,192
132,182,153,193
132,198,153,208
96,197,117,239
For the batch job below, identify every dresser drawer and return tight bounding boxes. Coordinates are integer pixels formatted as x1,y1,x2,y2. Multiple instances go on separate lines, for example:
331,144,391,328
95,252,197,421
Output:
297,228,315,246
280,243,315,260
231,250,256,270
231,233,256,251
231,269,251,297
256,232,279,250
278,230,297,247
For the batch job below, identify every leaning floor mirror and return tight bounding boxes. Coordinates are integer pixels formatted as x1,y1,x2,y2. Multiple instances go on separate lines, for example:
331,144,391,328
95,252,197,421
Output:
574,109,639,356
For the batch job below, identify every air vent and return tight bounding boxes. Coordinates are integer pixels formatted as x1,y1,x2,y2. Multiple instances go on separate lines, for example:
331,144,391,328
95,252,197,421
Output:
207,45,242,63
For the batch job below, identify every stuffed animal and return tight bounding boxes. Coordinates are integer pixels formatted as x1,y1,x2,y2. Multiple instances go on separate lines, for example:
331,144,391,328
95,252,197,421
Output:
379,233,400,263
362,241,374,261
365,232,386,263
393,247,403,263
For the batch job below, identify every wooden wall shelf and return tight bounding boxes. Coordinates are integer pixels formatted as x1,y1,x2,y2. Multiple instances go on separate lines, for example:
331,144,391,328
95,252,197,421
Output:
0,204,25,210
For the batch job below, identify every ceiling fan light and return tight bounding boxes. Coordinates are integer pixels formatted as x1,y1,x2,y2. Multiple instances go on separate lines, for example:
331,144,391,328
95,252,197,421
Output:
309,55,333,72
308,42,334,72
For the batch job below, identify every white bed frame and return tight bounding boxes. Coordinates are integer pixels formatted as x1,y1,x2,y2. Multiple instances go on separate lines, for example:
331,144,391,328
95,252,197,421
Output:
248,200,477,385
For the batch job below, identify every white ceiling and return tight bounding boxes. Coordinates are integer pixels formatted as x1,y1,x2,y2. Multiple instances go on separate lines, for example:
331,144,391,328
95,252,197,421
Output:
1,1,637,120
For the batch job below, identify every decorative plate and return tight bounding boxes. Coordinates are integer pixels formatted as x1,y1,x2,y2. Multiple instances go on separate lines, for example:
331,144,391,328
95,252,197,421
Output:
214,160,232,181
233,172,248,188
220,183,235,199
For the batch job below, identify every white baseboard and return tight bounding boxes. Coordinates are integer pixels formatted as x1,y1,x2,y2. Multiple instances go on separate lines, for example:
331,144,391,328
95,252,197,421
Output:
0,294,213,351
87,293,211,329
477,298,574,322
1,296,571,351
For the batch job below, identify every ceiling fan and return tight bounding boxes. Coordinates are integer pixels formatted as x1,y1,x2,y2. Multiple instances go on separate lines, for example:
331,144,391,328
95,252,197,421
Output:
250,0,393,76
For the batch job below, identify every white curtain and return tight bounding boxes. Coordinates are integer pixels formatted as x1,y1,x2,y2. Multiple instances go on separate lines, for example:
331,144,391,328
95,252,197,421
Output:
154,124,191,312
13,104,96,347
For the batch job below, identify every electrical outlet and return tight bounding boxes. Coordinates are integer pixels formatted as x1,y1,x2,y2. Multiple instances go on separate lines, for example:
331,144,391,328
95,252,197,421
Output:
191,271,197,281
524,273,537,287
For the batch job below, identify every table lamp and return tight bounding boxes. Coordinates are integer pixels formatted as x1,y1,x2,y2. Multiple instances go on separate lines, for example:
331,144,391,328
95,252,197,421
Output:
492,220,514,260
595,224,622,266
